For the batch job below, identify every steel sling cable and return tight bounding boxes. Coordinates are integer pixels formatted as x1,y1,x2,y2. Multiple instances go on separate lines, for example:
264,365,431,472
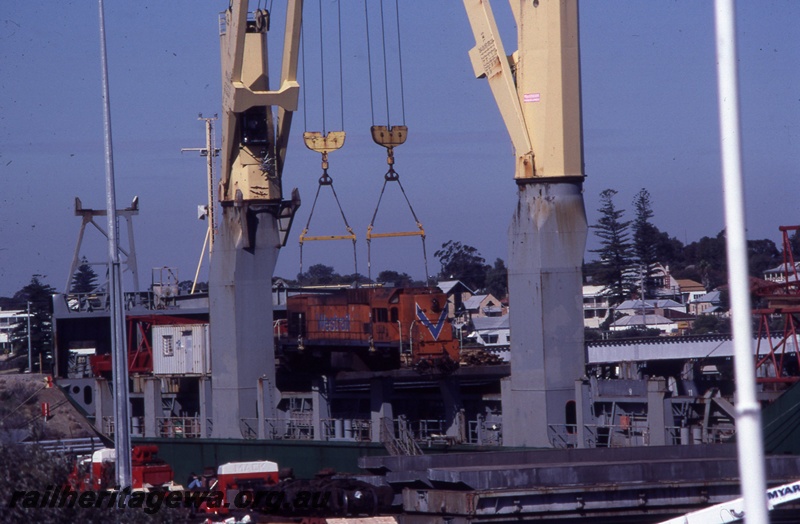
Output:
299,0,357,277
364,0,429,284
364,0,376,126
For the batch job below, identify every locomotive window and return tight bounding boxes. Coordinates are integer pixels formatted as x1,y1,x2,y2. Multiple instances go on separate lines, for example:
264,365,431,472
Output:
372,308,389,323
289,313,305,336
390,307,399,323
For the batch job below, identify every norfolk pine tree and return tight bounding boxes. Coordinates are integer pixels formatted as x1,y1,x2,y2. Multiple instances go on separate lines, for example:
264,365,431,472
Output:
591,189,634,307
632,188,660,298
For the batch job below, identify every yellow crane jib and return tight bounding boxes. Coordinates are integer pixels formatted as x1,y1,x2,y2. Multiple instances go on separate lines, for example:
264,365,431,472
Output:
463,0,583,181
219,0,302,205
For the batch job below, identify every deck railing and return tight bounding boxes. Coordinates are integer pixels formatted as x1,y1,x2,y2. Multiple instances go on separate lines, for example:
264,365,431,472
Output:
157,417,201,438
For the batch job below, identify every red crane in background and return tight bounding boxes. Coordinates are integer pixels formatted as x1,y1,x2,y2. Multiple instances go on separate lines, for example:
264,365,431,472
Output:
753,226,800,384
89,315,199,376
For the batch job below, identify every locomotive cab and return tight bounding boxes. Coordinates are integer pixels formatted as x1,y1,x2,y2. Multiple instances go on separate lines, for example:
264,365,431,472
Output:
278,286,459,372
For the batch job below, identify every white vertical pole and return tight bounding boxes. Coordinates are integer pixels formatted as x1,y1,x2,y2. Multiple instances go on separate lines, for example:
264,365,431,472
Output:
714,1,769,523
98,0,131,489
27,301,32,372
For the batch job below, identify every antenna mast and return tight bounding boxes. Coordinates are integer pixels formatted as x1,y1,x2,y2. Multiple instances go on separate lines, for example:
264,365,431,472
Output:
182,115,220,294
182,114,220,250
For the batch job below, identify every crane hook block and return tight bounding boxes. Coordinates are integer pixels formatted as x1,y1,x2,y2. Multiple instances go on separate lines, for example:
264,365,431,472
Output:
371,125,407,148
303,131,346,154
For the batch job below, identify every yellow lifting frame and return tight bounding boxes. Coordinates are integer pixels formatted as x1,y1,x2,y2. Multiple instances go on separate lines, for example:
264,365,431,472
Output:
366,125,429,282
298,130,358,274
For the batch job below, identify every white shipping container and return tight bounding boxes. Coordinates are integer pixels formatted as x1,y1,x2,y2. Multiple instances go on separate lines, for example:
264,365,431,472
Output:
152,324,210,375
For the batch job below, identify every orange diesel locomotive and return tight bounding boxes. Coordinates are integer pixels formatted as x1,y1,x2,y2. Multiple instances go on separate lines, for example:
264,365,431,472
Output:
279,287,459,371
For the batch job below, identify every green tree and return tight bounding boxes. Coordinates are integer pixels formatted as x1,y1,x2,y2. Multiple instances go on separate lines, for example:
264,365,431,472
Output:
747,238,781,278
632,188,660,298
11,275,56,371
789,229,800,260
376,270,415,288
338,272,369,286
590,189,634,307
69,257,99,293
485,258,508,299
690,314,731,335
652,229,685,269
294,265,368,286
296,264,339,286
434,241,489,291
681,231,727,290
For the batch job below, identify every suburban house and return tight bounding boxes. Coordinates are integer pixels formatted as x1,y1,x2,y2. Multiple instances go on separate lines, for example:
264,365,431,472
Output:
622,264,708,303
688,290,724,316
615,299,685,317
763,262,800,283
468,314,510,356
619,263,681,299
676,279,707,304
463,293,506,318
609,313,679,334
583,285,610,328
659,308,697,334
649,264,682,299
586,268,705,335
0,308,25,354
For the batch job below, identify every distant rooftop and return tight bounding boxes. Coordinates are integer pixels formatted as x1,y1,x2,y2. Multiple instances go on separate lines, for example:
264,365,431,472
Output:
611,314,674,327
437,280,474,295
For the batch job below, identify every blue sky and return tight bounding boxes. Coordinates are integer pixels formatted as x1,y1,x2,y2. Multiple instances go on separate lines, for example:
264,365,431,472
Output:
1,1,798,297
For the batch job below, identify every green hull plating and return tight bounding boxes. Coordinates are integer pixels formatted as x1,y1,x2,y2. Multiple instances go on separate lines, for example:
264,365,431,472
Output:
133,437,389,483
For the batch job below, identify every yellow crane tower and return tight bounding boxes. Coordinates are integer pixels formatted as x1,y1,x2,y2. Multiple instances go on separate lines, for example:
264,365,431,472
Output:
208,0,302,438
463,0,586,447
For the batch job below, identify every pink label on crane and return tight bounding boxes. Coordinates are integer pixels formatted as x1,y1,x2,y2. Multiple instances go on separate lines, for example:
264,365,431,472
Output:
524,93,540,103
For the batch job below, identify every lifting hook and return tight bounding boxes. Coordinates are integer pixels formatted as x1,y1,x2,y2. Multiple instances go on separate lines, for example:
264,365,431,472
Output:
304,131,345,185
371,125,407,181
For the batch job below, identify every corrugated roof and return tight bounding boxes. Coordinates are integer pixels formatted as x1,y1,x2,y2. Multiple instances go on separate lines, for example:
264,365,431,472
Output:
654,299,682,308
437,280,474,295
617,299,683,310
692,290,721,303
472,315,510,331
464,294,488,310
676,278,705,291
616,299,651,310
582,285,606,296
764,261,800,275
611,314,674,327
